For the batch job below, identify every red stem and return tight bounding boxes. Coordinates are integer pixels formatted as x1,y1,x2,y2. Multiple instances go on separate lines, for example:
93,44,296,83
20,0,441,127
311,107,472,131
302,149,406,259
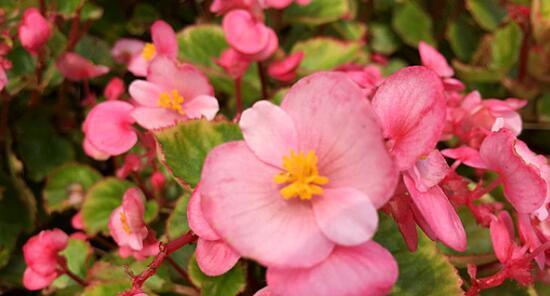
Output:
257,62,268,100
57,257,88,287
517,28,531,82
234,77,242,119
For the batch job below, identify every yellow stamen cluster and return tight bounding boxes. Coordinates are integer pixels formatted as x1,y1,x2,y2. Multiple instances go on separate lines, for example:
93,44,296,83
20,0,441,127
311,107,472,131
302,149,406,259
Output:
274,150,329,200
142,43,156,60
120,212,131,234
158,89,185,114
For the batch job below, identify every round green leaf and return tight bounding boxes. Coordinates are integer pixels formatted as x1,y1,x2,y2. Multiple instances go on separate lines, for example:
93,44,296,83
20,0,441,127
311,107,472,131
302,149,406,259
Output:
283,0,350,26
466,0,507,32
392,1,435,47
490,22,523,71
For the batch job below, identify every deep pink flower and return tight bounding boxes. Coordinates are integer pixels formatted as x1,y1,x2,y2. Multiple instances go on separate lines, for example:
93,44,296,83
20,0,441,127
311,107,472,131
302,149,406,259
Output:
216,48,251,79
56,52,109,81
82,101,137,159
188,186,240,276
490,211,521,263
18,8,51,55
109,188,149,251
200,72,397,271
104,77,125,100
517,214,546,269
267,52,303,82
150,171,166,193
479,129,547,214
210,0,260,16
22,229,68,290
222,9,278,61
129,56,218,130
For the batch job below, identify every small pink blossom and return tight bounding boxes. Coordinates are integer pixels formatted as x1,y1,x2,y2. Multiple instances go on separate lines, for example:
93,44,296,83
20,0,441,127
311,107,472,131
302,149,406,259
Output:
18,8,51,55
150,171,166,193
116,153,142,179
71,212,84,230
22,229,68,290
216,48,251,79
129,56,218,130
82,101,137,159
267,52,303,82
104,77,125,100
56,52,109,81
109,188,149,252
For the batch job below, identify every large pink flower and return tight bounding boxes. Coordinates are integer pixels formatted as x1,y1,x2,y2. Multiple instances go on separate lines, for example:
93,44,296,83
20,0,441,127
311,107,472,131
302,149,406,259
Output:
18,8,51,55
129,56,218,130
109,188,149,251
22,229,68,290
200,72,397,271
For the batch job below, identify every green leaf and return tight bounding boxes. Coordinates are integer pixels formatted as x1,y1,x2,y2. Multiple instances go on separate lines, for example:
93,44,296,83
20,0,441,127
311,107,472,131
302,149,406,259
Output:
188,255,246,296
374,214,463,295
43,163,102,213
446,14,481,61
330,21,367,41
80,2,103,21
81,282,130,296
369,22,401,55
75,35,114,68
291,37,367,75
490,22,523,70
466,0,507,31
81,178,133,235
54,238,94,289
144,200,159,224
392,1,435,47
452,60,504,82
154,120,243,188
166,193,190,240
283,0,349,26
177,24,261,107
50,0,84,19
480,280,532,295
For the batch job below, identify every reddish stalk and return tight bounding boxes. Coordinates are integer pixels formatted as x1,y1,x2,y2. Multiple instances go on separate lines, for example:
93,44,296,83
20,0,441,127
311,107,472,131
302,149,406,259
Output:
517,29,531,82
257,62,268,100
57,257,88,287
469,177,502,201
234,77,243,118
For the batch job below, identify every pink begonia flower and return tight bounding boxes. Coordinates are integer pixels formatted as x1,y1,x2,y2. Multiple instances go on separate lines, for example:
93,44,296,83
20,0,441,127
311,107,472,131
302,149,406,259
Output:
253,287,272,296
22,229,68,290
18,8,51,55
200,72,397,270
56,52,109,81
490,211,522,263
210,0,261,16
216,48,251,79
267,52,303,82
112,38,146,73
266,241,398,296
82,101,137,159
118,231,160,260
188,185,240,276
116,153,142,179
109,188,149,251
479,128,547,214
104,77,125,100
129,56,218,130
222,9,278,61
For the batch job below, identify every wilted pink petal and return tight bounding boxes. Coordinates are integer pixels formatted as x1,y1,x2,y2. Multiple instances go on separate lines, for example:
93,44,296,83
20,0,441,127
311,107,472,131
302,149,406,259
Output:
408,150,449,192
18,8,51,55
56,52,109,81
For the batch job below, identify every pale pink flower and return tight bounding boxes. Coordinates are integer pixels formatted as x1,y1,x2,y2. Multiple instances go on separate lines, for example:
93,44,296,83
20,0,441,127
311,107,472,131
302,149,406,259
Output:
104,77,125,100
82,101,137,159
129,56,218,130
18,8,51,55
109,188,149,252
216,48,251,79
441,145,487,169
199,72,397,272
56,52,109,81
267,52,303,82
22,229,68,290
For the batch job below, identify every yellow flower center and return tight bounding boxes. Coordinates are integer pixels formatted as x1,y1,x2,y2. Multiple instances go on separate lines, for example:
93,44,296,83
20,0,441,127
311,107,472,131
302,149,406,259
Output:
158,89,185,114
274,150,329,200
142,43,156,60
120,212,131,234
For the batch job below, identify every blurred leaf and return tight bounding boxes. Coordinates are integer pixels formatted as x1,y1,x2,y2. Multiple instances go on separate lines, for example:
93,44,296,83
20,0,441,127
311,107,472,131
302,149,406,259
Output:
75,35,114,67
538,92,550,121
80,2,103,21
126,3,159,35
144,200,159,224
374,214,463,295
54,238,94,289
291,37,367,75
81,178,133,235
165,193,190,240
188,255,246,296
81,282,129,296
532,0,550,43
43,163,102,213
480,280,532,295
447,14,481,61
330,21,367,41
490,22,523,70
381,58,408,76
154,120,243,188
370,22,401,55
283,0,349,26
452,60,504,82
466,0,506,31
392,1,435,46
15,112,75,182
6,47,35,76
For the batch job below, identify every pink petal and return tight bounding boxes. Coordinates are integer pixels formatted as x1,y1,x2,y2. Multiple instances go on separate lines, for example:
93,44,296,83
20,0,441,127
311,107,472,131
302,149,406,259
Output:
200,142,334,268
18,8,51,55
443,78,465,92
441,146,487,169
131,106,183,130
281,72,398,208
23,268,57,291
184,95,219,120
148,57,214,99
222,9,270,55
83,138,110,161
248,28,278,62
253,287,272,296
23,229,68,275
196,239,240,276
129,80,163,107
372,66,445,170
188,185,220,241
127,55,149,77
104,77,125,101
403,174,467,251
517,214,545,269
121,188,148,240
112,38,145,64
151,20,178,58
490,211,514,263
240,101,298,167
262,0,294,9
0,67,7,92
268,52,303,82
312,187,378,246
85,101,137,155
479,129,546,213
56,52,109,81
387,184,419,251
216,48,251,79
267,242,398,296
418,41,453,78
408,149,449,191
